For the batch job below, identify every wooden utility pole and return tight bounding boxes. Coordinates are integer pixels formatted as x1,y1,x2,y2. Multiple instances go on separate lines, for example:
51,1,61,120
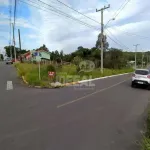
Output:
133,44,140,69
96,5,110,74
12,23,16,61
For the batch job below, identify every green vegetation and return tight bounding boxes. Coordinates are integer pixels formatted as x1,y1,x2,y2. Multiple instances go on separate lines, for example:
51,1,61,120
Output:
15,63,133,87
0,54,4,61
141,109,150,150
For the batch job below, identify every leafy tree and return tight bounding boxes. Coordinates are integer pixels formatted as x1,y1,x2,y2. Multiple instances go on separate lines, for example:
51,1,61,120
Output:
104,48,126,69
96,34,109,50
0,54,4,60
4,45,27,58
38,44,49,52
73,56,82,66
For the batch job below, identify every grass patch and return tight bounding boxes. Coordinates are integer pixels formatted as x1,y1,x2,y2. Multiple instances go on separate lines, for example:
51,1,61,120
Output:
15,63,134,86
141,109,150,150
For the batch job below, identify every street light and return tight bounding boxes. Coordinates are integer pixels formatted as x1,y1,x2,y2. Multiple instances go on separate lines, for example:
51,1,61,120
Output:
133,44,140,69
104,18,115,29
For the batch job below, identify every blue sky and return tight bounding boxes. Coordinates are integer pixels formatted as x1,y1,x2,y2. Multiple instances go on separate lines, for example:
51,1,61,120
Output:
0,0,150,54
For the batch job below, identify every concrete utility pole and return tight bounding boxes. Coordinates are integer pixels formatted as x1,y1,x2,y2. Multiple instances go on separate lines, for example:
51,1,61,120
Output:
18,29,22,61
96,4,110,74
18,29,21,51
12,23,16,61
9,22,12,59
13,0,17,62
133,44,140,69
147,54,149,65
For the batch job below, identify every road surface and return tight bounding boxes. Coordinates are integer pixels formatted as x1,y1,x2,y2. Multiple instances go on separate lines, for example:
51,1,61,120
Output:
0,62,149,150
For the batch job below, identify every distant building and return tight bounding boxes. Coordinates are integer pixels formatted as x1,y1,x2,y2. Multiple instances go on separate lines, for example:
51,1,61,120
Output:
21,51,32,61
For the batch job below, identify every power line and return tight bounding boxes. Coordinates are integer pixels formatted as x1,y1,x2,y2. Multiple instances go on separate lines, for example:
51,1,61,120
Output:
107,26,150,40
23,0,98,29
20,0,130,51
105,31,129,50
114,0,131,19
55,0,101,25
104,0,131,28
106,29,129,49
116,28,150,40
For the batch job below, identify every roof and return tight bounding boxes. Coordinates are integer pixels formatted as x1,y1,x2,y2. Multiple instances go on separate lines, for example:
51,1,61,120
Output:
35,49,50,54
21,51,31,57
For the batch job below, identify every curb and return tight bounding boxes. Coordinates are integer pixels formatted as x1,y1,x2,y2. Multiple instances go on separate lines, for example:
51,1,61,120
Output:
62,72,132,86
22,76,29,85
79,72,132,83
62,81,79,87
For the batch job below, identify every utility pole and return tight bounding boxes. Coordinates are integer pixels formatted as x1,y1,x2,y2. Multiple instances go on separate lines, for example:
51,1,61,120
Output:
147,54,149,65
18,29,21,51
13,0,17,62
96,4,110,74
12,23,16,61
142,50,144,68
9,0,12,59
9,19,12,59
133,44,140,69
18,29,22,61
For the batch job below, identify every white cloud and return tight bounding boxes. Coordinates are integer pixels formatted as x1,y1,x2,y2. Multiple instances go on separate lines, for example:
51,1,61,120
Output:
1,0,150,53
0,0,9,6
26,0,150,52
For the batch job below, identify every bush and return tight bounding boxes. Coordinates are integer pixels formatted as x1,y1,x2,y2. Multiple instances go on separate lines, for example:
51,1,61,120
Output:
47,64,56,72
146,111,150,138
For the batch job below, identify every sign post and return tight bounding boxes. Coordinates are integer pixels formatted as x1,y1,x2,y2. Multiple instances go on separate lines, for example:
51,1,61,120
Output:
48,71,55,83
39,61,41,80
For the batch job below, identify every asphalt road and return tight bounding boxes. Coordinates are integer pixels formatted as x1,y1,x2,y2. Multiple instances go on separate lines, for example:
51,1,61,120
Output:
0,62,150,150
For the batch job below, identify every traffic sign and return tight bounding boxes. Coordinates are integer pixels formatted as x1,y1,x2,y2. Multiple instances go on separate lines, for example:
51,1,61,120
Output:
48,71,55,77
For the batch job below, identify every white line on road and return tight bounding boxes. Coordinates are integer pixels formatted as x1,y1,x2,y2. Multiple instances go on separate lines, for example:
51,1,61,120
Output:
57,79,129,108
6,81,13,90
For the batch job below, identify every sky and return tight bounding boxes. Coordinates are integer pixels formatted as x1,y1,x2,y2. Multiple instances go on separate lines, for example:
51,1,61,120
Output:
0,0,150,54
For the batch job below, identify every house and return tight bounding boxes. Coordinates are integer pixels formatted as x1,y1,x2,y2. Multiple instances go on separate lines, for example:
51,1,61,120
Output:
21,51,32,61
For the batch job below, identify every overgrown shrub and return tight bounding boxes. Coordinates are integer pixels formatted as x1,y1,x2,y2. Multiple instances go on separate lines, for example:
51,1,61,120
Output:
47,64,56,72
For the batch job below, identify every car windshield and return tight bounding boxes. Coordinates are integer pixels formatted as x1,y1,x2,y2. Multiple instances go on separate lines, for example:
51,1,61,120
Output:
135,70,149,75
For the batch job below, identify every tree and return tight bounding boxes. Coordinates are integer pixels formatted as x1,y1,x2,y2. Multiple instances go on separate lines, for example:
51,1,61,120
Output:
60,50,64,59
38,44,49,52
96,34,109,59
96,34,109,49
0,54,4,61
72,56,82,66
4,45,27,58
104,48,126,69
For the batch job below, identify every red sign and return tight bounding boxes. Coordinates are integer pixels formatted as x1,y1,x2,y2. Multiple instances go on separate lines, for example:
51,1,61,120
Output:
48,71,55,77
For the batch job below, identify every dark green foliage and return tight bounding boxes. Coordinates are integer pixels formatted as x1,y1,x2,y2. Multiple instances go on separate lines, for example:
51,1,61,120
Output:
0,54,4,60
4,45,28,58
47,64,56,72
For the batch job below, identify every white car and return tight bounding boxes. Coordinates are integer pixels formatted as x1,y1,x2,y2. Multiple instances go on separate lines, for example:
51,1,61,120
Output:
5,57,13,64
131,69,150,89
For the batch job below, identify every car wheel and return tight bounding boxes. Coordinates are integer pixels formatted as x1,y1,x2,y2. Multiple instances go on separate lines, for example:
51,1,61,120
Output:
131,82,135,88
147,85,150,90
